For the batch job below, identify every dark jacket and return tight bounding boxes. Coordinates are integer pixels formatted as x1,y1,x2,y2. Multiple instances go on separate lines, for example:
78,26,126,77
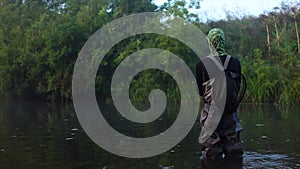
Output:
196,55,241,103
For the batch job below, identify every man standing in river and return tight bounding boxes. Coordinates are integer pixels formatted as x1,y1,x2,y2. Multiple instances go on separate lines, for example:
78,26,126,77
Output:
196,28,244,160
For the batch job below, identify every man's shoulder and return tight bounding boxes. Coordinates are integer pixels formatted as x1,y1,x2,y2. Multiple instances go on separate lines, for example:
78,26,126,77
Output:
197,55,241,67
198,55,238,63
198,56,217,64
228,55,240,61
227,55,241,66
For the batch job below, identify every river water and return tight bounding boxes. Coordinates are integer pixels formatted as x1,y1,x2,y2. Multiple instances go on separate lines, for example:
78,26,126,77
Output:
0,101,299,169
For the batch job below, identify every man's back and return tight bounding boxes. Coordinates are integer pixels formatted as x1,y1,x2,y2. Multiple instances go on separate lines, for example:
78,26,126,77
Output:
196,55,241,101
197,28,244,160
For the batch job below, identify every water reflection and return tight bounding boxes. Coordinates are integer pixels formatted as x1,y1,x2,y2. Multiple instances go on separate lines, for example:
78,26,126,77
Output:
200,157,243,169
0,101,300,168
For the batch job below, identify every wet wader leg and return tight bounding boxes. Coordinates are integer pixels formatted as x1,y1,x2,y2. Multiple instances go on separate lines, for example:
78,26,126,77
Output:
201,145,224,159
224,132,243,159
200,109,224,159
223,112,244,159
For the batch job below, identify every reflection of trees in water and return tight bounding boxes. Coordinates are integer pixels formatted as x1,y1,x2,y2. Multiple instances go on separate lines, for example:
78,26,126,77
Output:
1,102,300,168
238,104,300,156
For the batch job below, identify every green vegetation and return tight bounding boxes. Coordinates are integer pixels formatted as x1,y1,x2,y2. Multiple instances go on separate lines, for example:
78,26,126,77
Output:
0,0,300,105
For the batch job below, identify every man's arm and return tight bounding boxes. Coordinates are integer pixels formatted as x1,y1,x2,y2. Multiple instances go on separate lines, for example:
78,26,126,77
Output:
196,61,205,96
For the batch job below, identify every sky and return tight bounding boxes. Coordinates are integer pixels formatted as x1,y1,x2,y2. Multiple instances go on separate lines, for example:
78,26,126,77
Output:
153,0,297,22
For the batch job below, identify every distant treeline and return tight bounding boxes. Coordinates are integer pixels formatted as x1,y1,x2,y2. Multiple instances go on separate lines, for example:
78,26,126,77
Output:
0,0,300,105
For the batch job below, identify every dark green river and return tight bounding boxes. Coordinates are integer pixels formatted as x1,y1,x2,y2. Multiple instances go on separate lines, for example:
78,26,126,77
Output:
0,100,299,169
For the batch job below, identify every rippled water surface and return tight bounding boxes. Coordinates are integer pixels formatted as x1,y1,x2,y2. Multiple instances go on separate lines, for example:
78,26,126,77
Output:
0,101,299,169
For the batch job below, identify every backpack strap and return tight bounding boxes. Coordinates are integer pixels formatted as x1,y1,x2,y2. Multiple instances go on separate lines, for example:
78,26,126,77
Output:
208,55,231,71
224,55,231,70
208,56,224,71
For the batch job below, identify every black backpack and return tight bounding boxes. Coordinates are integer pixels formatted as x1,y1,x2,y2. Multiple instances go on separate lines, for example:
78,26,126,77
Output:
203,55,246,114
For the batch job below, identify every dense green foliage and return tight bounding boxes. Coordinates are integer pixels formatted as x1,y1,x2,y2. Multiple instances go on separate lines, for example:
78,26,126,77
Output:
0,0,300,105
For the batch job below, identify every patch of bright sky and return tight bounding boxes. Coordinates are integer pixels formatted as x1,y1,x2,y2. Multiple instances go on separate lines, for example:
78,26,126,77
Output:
153,0,297,22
